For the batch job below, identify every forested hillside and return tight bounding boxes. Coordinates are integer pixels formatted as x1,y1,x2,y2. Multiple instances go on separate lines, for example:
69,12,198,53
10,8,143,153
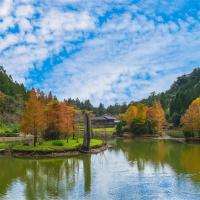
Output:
0,66,27,124
141,68,200,126
1,65,200,127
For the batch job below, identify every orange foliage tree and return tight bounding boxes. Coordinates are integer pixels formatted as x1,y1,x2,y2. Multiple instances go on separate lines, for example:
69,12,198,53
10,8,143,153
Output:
55,103,76,141
181,97,200,137
45,100,76,141
21,89,46,146
21,90,76,144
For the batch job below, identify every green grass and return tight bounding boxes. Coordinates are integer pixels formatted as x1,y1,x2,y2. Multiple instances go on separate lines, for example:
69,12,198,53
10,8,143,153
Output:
0,123,20,136
0,143,10,149
0,141,20,149
166,129,184,138
13,138,104,151
92,127,116,136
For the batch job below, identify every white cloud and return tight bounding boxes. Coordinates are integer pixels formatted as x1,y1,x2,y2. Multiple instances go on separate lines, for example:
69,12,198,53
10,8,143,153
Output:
15,4,35,17
0,16,15,32
0,34,18,51
0,0,199,105
0,0,13,17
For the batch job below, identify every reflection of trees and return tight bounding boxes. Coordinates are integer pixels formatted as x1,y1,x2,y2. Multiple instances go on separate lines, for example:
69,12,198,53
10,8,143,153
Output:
0,157,27,198
0,155,92,200
83,155,91,193
118,139,200,183
118,139,167,169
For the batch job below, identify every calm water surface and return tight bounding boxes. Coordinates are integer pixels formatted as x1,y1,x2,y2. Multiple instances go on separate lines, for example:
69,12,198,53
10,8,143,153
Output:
1,139,200,200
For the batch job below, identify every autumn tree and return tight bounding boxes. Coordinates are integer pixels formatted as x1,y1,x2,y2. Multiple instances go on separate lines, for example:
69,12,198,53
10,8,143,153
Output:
45,101,76,141
55,103,76,142
122,105,138,126
181,97,200,137
121,102,166,135
21,89,46,146
122,103,148,126
147,101,166,134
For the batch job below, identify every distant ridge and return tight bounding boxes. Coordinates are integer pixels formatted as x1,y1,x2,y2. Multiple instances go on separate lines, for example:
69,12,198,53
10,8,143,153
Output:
141,68,200,125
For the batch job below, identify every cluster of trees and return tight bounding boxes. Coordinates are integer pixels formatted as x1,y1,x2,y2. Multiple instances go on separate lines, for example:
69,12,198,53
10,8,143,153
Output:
21,90,76,146
141,68,200,127
120,101,166,135
66,98,128,116
181,97,200,138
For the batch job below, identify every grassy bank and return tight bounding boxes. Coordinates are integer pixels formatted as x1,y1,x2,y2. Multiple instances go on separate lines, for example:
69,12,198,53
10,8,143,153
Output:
12,138,103,151
166,129,184,138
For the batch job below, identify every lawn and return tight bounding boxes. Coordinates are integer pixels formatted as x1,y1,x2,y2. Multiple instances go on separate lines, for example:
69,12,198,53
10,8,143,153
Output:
13,138,104,151
92,127,116,136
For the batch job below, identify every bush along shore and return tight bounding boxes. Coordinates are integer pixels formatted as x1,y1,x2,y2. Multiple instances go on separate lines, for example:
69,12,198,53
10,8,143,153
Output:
0,138,109,158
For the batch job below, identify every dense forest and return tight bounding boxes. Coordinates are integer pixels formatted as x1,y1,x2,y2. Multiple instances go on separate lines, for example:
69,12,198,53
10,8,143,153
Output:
1,66,200,128
0,66,127,126
0,67,27,124
141,68,200,126
66,98,128,116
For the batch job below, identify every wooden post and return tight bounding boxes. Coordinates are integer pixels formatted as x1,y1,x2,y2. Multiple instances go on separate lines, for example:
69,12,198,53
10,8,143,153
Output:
82,112,91,151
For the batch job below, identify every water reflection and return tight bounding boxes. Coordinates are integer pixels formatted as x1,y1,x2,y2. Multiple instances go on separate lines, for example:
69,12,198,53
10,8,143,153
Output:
0,156,91,200
117,139,200,182
1,140,200,199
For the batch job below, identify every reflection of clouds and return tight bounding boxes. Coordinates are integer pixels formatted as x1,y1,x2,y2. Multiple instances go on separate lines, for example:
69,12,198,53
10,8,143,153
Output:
1,141,200,199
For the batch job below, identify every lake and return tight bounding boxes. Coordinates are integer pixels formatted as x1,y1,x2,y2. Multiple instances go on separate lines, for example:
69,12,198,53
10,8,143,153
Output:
1,139,200,200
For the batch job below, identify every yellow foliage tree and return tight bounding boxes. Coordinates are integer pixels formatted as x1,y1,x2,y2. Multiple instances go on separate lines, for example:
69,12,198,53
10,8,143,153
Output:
122,105,138,126
147,101,166,134
122,103,148,126
136,103,148,122
181,97,200,136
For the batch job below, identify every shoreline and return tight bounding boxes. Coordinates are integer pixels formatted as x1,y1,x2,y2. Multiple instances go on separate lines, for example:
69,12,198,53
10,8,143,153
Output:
1,144,110,159
115,134,186,143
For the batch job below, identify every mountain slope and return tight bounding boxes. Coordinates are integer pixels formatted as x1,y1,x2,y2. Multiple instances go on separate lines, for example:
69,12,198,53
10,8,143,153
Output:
0,67,27,123
141,68,200,125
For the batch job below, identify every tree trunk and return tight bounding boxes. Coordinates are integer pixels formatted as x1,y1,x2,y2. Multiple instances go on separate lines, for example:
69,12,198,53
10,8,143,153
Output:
82,112,91,151
33,134,37,147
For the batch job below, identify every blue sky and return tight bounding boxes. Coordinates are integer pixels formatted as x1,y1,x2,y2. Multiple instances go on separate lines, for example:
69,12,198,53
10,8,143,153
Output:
0,0,200,106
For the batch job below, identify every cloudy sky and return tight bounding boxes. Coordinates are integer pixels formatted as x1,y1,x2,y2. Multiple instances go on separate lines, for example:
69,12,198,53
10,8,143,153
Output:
0,0,200,106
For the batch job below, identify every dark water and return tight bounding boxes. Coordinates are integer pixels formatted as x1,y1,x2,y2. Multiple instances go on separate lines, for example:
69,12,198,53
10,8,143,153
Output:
1,139,200,200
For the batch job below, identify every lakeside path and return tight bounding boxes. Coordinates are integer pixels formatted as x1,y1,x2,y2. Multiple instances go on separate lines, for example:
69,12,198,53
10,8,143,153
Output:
0,135,33,142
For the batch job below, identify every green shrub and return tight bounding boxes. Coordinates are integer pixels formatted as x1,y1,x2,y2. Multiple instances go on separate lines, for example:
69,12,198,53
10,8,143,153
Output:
42,129,61,140
116,121,124,135
130,119,156,135
183,130,195,138
171,112,181,127
52,140,64,146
